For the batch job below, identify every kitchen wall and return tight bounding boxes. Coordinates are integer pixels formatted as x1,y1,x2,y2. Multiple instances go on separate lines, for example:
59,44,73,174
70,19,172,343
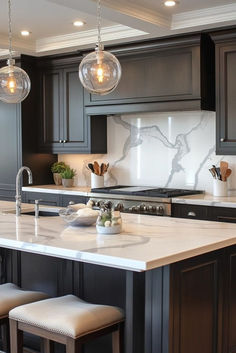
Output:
59,111,236,194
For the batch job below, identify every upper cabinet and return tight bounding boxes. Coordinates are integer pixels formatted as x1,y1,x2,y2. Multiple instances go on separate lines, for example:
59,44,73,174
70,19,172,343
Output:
38,58,107,154
85,34,215,115
212,30,236,155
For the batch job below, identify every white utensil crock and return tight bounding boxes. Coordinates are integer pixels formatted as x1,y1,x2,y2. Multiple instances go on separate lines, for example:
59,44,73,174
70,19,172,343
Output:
91,174,104,189
213,179,228,197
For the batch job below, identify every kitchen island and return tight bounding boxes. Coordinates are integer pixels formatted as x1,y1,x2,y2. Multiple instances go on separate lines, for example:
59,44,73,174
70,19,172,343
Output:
0,204,236,353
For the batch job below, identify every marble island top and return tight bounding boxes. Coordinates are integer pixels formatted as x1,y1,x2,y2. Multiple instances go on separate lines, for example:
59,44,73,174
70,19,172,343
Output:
1,202,236,271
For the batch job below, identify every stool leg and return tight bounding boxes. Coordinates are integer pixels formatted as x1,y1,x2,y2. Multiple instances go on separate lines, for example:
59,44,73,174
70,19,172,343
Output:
112,323,124,353
41,338,54,353
9,319,23,353
1,321,10,353
66,337,82,353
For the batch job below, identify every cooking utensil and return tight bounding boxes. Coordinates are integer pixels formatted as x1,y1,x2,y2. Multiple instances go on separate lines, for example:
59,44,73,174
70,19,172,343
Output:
225,168,232,180
220,161,228,182
209,168,216,179
93,161,100,175
212,165,221,180
87,163,94,173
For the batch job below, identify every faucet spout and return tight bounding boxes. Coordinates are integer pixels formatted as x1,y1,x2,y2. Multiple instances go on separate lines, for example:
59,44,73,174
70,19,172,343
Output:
16,166,33,217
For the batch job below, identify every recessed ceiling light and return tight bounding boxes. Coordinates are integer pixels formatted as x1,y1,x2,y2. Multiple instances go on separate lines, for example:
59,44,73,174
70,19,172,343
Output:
73,21,85,27
164,0,177,7
21,30,30,36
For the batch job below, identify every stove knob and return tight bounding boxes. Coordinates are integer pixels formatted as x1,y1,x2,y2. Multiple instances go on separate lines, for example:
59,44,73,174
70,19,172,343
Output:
96,200,104,208
105,201,113,209
152,206,157,212
128,207,133,212
116,203,124,211
140,204,146,211
146,205,151,212
88,199,95,207
136,206,141,212
158,206,164,215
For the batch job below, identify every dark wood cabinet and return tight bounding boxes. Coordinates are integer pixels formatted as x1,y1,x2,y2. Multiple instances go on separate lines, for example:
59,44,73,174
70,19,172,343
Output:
170,251,223,353
38,61,107,154
22,191,88,207
0,55,56,201
85,34,215,115
212,30,236,155
172,203,236,223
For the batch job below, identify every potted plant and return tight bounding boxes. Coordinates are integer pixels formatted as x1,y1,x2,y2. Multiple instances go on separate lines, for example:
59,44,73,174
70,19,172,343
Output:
60,167,76,187
51,162,67,185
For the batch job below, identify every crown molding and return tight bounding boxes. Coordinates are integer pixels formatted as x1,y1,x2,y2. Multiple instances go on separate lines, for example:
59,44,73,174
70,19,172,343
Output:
36,25,148,54
172,3,236,30
100,0,170,28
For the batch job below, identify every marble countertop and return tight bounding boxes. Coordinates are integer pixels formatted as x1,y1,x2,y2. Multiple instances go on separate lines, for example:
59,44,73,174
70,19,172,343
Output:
172,193,236,208
23,185,236,208
22,185,91,196
1,201,236,271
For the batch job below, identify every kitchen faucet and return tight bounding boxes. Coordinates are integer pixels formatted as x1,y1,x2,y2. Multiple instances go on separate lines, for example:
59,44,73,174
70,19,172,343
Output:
16,166,33,217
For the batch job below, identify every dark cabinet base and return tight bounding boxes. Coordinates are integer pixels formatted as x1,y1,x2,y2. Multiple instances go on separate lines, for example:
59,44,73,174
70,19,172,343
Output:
1,245,236,353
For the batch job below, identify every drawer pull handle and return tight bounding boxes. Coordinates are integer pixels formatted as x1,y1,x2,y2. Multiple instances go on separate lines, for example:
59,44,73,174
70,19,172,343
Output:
188,211,196,217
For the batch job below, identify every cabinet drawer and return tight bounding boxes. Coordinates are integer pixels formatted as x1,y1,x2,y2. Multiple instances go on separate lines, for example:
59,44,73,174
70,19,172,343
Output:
172,204,209,220
23,192,60,206
61,195,87,207
209,207,236,223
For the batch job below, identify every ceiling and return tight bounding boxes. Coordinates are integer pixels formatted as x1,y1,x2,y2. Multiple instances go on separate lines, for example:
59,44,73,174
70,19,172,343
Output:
0,0,235,57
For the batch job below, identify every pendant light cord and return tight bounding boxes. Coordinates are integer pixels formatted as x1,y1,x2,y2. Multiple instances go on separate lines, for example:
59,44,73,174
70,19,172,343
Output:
97,0,102,49
8,0,13,59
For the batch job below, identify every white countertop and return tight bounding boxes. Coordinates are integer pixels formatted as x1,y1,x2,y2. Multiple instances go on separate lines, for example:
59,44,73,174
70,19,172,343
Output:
172,193,236,208
22,185,90,196
1,202,236,272
23,185,236,208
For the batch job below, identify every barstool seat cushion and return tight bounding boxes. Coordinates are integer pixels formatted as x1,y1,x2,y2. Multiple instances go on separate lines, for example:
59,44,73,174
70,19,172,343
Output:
9,295,124,338
0,283,48,318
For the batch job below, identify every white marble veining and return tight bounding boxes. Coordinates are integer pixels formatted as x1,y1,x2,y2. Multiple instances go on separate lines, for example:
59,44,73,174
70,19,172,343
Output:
1,207,236,272
59,111,236,194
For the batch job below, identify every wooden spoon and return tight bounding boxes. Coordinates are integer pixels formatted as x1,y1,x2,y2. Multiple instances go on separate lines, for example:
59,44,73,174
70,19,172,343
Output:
225,168,232,180
220,161,229,181
93,161,100,175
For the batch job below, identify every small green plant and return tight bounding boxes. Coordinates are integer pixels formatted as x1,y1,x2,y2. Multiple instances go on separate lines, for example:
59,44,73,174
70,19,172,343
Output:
51,162,67,174
60,167,76,179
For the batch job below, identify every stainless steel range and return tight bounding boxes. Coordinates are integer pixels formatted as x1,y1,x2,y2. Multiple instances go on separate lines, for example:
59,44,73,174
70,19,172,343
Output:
89,186,203,216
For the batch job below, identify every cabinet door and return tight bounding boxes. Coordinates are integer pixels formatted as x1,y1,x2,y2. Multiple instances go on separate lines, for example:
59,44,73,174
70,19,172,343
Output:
216,44,236,154
85,46,200,107
0,102,20,200
62,67,88,152
223,246,236,353
170,251,224,353
39,69,64,152
209,206,236,223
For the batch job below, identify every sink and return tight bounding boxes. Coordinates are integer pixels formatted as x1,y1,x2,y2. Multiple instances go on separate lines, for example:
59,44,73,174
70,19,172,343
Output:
23,211,59,217
4,208,60,217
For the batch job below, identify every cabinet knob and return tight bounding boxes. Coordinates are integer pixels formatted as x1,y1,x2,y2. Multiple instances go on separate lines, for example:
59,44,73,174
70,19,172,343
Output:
220,138,225,142
59,140,62,143
187,211,196,217
63,140,67,143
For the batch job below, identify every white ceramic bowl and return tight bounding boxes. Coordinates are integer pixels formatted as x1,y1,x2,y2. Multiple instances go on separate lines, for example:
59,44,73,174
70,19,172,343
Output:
59,209,98,227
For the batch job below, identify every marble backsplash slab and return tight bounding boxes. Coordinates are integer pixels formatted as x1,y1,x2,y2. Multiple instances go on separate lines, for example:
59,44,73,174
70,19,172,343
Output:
59,111,236,194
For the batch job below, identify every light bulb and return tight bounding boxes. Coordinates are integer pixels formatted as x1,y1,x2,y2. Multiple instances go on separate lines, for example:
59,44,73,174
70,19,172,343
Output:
79,48,122,95
0,59,31,103
6,74,16,93
164,0,176,6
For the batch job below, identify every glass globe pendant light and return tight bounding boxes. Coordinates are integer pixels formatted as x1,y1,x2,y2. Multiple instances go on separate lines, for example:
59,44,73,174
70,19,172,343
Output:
79,0,122,95
0,0,31,103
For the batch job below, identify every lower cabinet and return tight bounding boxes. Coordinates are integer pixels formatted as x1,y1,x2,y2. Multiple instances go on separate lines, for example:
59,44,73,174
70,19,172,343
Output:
22,191,88,207
172,204,236,223
170,250,224,353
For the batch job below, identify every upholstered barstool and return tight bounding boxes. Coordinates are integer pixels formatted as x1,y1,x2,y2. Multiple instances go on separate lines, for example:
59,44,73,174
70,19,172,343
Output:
9,295,125,353
0,283,48,352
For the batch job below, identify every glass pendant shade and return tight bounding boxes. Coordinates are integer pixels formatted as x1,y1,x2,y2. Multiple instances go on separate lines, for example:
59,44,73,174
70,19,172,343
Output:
79,48,122,95
0,59,31,103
